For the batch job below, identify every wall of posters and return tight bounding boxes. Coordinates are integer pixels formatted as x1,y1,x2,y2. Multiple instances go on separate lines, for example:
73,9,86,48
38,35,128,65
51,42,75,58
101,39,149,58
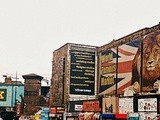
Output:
99,29,160,94
70,46,96,95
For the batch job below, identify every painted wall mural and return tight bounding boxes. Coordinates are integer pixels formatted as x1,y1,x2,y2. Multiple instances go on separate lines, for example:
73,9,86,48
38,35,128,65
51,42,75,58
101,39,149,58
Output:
99,39,140,94
131,30,160,92
99,30,160,95
117,39,140,94
99,48,117,94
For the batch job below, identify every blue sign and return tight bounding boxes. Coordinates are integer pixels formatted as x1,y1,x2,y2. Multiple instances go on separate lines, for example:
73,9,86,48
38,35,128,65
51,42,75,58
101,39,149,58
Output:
41,111,49,120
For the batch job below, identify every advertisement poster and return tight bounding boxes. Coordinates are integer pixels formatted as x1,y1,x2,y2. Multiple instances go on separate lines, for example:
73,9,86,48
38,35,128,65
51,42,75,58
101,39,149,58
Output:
139,112,157,120
83,100,101,112
99,29,160,94
70,46,96,95
119,97,133,113
99,48,117,94
138,98,157,112
131,30,160,92
99,39,141,95
102,97,118,113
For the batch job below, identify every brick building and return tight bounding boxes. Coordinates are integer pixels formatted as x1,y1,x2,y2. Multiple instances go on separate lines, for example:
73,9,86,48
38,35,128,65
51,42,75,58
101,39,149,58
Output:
22,73,43,115
50,43,97,119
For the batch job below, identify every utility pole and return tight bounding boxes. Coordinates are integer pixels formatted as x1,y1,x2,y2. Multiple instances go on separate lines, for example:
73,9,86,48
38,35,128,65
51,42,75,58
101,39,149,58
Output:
15,72,18,106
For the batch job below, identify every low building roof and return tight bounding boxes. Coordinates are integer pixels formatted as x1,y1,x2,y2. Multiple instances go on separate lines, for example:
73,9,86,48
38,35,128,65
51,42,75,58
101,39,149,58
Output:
22,73,43,80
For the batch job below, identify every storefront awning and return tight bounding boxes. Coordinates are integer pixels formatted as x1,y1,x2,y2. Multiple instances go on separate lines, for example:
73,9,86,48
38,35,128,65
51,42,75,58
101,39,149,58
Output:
115,114,127,119
100,113,115,118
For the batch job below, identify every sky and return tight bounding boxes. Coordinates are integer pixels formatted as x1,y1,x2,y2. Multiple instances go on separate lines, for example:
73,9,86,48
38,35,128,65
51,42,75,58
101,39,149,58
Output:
0,0,160,85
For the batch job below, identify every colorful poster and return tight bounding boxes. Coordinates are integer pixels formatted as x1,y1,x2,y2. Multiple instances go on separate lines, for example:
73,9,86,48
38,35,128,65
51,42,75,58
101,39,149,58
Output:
117,40,140,94
99,39,141,95
99,30,160,94
131,30,160,92
83,100,101,112
99,48,117,94
138,98,157,112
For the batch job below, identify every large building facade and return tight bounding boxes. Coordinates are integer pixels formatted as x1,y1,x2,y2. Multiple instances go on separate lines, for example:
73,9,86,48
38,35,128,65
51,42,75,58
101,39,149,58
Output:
97,23,160,96
50,23,160,120
50,43,97,119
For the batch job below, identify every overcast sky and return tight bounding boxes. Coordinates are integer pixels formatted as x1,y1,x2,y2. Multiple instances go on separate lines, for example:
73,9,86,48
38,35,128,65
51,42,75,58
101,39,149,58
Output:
0,0,160,84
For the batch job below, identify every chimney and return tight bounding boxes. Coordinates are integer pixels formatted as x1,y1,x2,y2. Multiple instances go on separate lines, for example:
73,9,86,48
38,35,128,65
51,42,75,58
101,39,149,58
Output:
5,77,12,84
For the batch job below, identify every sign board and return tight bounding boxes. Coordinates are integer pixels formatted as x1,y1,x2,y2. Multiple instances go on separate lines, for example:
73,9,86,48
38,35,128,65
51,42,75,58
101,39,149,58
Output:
75,104,83,111
0,89,7,101
83,100,101,112
70,46,96,95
